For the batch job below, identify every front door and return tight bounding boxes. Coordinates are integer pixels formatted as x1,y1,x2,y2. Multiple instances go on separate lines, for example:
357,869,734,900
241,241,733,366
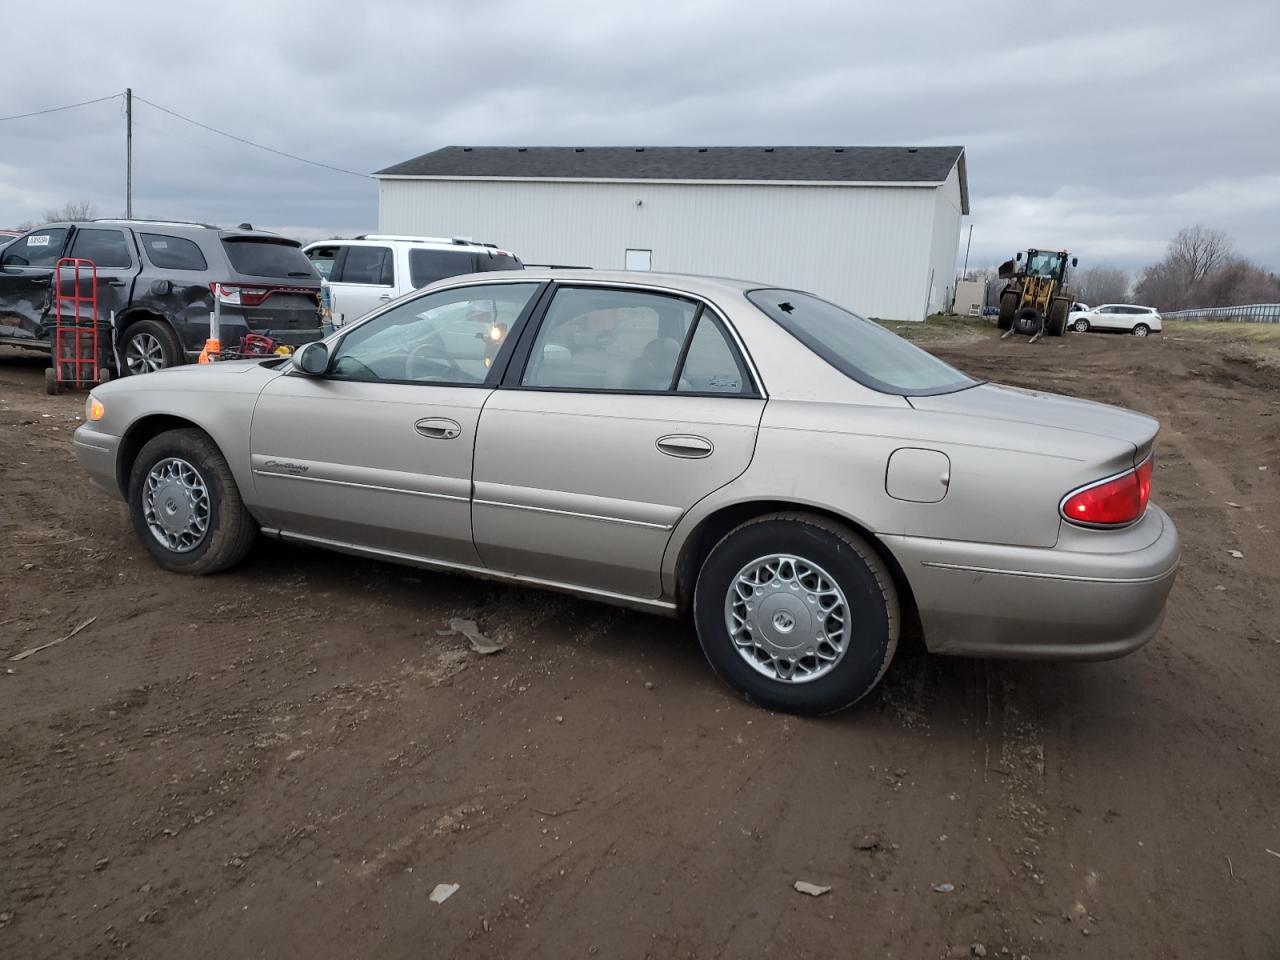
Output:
0,226,70,345
64,225,139,339
472,284,765,599
325,244,396,326
249,280,544,565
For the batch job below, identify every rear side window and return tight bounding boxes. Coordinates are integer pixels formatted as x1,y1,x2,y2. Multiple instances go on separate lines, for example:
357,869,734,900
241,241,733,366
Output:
408,248,481,288
748,288,975,396
221,238,317,279
141,233,208,271
69,228,132,269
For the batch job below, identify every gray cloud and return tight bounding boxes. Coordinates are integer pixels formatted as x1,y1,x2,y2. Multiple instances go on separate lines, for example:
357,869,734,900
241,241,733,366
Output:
3,0,1277,273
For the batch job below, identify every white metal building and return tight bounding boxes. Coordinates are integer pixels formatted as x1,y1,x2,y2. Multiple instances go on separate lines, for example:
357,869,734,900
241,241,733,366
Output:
374,145,969,322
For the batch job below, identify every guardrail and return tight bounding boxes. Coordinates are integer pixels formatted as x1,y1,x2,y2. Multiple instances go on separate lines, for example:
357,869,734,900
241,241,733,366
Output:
1162,304,1280,323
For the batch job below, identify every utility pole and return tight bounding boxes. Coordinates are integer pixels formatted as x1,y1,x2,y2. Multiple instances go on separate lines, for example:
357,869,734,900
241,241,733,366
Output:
962,223,973,277
125,87,133,219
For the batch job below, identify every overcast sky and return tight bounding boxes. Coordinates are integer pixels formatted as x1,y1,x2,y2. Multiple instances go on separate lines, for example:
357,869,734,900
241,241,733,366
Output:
3,0,1277,274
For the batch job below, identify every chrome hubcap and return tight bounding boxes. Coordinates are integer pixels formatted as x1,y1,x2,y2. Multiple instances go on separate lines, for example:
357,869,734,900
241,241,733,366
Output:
725,553,849,684
143,457,210,552
126,332,165,374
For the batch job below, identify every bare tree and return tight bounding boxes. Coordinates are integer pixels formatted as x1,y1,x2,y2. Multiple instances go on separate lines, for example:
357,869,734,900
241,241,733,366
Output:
1170,225,1231,286
1072,265,1130,305
41,199,98,223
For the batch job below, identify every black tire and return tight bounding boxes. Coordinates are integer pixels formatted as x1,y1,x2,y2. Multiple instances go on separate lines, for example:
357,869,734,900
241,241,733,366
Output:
1047,298,1069,337
1073,318,1090,333
692,513,899,716
997,291,1018,330
1014,308,1043,336
127,428,257,575
44,366,59,395
122,318,183,375
1132,323,1150,337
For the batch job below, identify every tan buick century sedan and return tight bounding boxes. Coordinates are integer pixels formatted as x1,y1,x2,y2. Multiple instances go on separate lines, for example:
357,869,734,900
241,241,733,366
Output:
73,271,1180,714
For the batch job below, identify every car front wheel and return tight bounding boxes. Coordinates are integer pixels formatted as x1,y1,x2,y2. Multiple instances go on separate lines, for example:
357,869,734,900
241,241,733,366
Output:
1074,318,1090,332
1132,323,1150,337
127,428,257,574
693,513,900,715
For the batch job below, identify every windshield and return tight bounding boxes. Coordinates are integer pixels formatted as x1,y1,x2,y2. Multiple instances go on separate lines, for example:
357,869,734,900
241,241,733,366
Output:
747,289,977,396
1025,251,1062,279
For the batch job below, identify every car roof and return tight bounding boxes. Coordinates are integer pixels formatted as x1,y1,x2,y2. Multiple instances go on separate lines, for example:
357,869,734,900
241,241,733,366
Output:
305,235,512,252
511,268,765,299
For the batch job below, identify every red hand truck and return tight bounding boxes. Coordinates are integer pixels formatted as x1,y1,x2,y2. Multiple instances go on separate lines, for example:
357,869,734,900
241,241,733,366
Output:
45,257,110,395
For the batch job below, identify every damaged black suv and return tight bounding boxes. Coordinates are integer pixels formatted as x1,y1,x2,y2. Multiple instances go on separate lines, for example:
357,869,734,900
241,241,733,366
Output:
0,219,323,373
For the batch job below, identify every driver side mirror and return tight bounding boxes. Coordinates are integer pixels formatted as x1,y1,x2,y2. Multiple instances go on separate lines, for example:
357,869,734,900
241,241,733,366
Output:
295,340,330,376
1015,252,1022,262
1071,257,1078,267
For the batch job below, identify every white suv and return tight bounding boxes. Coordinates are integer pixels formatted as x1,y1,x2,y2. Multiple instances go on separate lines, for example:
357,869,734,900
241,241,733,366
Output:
304,235,522,326
1071,304,1163,337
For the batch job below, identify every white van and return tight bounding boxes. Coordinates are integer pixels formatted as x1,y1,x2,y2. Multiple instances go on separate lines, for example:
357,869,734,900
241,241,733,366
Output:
304,235,523,326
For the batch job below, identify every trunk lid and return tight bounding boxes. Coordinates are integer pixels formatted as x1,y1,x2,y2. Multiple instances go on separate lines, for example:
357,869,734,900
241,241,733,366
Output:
910,383,1158,460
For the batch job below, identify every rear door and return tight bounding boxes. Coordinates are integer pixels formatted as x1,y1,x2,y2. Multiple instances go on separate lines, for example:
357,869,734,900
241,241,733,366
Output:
326,244,395,325
472,283,764,599
0,226,70,344
406,247,483,291
64,226,139,326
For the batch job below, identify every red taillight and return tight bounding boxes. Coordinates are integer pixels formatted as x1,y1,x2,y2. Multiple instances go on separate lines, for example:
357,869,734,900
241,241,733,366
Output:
1061,456,1153,527
210,283,270,306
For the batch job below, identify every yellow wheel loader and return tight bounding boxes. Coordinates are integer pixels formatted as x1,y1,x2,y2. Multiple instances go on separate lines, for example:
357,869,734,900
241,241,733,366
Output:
996,249,1077,341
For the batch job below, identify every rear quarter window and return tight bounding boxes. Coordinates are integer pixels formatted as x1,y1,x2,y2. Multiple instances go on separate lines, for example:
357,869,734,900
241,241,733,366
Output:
140,233,208,271
408,248,482,288
222,238,318,280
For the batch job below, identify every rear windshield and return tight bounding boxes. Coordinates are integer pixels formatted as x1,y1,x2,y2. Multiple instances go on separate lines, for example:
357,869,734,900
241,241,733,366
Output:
747,289,977,396
221,238,318,280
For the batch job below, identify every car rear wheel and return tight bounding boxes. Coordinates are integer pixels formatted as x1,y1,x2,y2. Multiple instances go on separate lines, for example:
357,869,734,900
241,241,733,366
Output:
1132,323,1150,337
693,513,899,715
127,428,257,575
123,319,182,375
1074,318,1090,332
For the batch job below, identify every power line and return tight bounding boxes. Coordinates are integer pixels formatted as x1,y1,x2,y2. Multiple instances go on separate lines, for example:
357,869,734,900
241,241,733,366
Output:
0,92,124,122
134,95,371,180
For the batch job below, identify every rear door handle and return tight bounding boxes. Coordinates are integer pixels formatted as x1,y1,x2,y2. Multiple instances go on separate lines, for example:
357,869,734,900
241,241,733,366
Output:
415,417,461,440
378,294,392,301
656,434,713,459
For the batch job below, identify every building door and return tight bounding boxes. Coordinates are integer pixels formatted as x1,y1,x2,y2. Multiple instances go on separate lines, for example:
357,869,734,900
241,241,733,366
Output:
624,249,652,271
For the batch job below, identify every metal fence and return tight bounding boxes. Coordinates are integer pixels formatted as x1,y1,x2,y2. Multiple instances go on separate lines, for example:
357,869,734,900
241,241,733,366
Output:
1162,303,1280,323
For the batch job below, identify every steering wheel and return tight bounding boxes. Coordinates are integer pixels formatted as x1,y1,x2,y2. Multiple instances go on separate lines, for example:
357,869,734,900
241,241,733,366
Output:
406,341,475,382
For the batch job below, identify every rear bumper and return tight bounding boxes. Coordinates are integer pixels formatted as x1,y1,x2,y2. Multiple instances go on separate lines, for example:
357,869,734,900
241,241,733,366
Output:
72,426,122,497
883,504,1180,660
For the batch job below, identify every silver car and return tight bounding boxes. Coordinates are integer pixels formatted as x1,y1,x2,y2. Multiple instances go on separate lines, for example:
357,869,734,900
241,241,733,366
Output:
72,271,1180,715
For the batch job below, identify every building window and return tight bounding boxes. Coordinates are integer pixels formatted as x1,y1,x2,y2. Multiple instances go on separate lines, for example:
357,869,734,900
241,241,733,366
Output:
624,248,652,271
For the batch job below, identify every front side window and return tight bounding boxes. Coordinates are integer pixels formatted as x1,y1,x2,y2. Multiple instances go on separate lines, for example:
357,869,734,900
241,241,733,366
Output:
747,289,975,396
140,233,208,271
522,287,698,391
1,228,68,268
408,248,480,289
68,228,132,269
338,246,393,286
328,282,540,385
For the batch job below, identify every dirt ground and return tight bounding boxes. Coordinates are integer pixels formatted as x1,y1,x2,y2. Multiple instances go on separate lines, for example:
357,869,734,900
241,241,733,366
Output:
2,326,1277,960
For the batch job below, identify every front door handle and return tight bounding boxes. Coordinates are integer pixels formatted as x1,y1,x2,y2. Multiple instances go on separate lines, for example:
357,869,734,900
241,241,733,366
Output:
378,294,393,301
656,434,713,459
415,417,461,440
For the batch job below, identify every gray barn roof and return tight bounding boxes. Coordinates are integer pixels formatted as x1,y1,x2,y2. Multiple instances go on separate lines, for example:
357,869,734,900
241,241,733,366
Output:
376,146,968,212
